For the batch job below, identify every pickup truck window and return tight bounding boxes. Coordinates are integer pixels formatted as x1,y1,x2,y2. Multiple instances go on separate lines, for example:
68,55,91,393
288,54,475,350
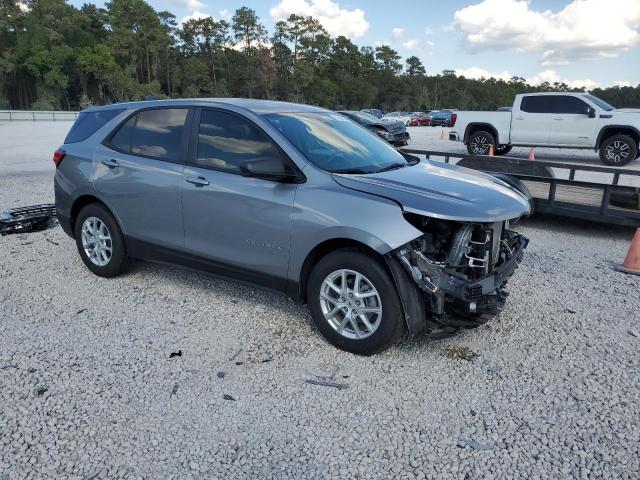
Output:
583,94,614,111
520,96,555,114
555,96,589,114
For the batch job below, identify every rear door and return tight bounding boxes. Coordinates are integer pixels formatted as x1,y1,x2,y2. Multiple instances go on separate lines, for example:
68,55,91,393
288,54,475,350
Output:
94,107,191,249
510,95,554,145
549,95,598,147
181,108,298,288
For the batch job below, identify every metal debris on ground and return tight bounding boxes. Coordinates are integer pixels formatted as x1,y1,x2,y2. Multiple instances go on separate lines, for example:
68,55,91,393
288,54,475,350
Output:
443,346,479,361
305,374,349,390
223,394,236,401
0,204,57,236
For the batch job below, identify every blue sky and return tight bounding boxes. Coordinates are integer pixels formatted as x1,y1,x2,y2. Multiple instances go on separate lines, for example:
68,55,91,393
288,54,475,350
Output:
71,0,640,89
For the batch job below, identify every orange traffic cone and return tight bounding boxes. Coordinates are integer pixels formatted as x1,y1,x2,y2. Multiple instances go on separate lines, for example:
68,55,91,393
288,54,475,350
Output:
616,228,640,275
440,129,445,141
488,144,494,157
528,147,535,160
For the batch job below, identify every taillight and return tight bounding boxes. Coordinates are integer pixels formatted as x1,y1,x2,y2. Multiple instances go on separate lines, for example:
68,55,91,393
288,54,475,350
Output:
53,149,66,167
450,113,457,127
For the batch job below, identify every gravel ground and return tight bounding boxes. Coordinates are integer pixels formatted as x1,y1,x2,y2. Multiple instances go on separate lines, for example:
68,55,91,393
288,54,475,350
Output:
1,121,640,479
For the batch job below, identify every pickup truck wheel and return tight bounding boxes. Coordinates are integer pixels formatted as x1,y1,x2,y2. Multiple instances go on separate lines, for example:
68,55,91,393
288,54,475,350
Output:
307,249,404,355
494,145,513,156
599,135,638,166
467,131,495,155
74,203,128,278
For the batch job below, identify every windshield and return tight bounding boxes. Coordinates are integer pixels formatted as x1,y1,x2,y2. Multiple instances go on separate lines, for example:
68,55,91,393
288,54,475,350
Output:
265,112,408,174
583,94,614,111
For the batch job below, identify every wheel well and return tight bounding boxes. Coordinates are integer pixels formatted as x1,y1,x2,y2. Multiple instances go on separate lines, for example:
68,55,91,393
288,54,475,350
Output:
597,127,640,150
297,238,385,304
465,123,500,146
69,195,108,236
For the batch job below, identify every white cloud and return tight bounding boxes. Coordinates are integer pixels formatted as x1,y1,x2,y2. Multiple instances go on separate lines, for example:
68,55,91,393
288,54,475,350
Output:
402,39,419,49
165,0,205,12
454,67,601,90
219,9,231,21
392,27,404,39
613,80,632,87
270,0,369,38
424,27,433,35
180,10,211,24
426,40,434,48
453,0,640,65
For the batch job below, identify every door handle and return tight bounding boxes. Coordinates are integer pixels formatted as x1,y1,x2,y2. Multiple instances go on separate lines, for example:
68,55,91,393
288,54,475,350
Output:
186,176,210,187
101,158,119,168
553,117,564,121
514,117,524,120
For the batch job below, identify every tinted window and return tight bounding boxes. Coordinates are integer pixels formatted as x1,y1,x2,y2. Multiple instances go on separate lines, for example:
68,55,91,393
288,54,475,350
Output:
65,108,124,144
109,115,136,152
266,112,407,174
583,94,614,111
131,108,188,160
520,96,555,113
195,109,284,174
555,96,589,114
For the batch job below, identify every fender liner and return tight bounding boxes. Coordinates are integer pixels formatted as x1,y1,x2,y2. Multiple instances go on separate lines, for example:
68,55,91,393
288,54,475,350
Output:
595,125,640,151
464,123,501,146
385,254,427,337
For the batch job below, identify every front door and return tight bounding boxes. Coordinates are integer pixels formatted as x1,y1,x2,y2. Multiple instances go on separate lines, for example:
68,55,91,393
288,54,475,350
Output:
549,95,599,147
181,108,298,288
94,107,190,249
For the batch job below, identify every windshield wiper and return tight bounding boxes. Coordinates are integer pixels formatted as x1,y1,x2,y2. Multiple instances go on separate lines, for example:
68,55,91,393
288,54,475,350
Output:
330,167,370,174
375,162,407,173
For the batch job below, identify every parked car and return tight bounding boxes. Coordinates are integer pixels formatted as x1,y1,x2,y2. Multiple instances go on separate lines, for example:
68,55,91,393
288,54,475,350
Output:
383,111,412,126
361,108,384,119
409,112,431,127
449,92,640,165
429,109,457,127
54,99,530,354
338,110,410,146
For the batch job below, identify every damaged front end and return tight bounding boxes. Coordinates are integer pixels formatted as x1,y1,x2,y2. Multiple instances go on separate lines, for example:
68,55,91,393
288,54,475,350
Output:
389,213,528,336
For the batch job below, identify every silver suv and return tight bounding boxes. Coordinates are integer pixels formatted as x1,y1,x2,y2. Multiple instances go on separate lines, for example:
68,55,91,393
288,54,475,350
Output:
54,99,530,354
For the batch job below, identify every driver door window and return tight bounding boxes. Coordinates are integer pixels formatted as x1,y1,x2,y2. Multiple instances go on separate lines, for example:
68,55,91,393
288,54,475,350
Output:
194,109,285,174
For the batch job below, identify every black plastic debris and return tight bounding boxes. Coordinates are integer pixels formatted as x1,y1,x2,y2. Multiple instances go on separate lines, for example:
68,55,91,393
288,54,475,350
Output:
169,350,182,358
36,387,48,396
171,383,179,395
223,394,235,401
305,378,349,390
0,204,57,236
216,371,225,379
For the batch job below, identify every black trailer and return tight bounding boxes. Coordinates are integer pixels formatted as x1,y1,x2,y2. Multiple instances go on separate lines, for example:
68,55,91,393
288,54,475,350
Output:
401,149,640,227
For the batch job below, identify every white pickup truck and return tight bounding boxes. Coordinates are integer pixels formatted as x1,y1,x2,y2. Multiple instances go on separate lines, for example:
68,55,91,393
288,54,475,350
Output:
449,92,640,166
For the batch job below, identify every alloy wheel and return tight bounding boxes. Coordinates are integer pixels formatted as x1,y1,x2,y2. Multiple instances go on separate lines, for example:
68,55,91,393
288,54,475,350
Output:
319,269,382,340
470,135,489,154
81,216,113,267
605,140,631,164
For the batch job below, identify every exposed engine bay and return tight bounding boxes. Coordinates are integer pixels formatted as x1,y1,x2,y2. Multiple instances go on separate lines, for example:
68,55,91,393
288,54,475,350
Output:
393,213,528,333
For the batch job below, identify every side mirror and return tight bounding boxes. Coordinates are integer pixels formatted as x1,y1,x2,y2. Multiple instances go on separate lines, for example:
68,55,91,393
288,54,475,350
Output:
586,107,596,118
240,157,300,183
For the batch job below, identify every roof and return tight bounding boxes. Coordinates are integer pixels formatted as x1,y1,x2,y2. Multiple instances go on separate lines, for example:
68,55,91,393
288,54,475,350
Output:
82,98,330,115
518,92,587,96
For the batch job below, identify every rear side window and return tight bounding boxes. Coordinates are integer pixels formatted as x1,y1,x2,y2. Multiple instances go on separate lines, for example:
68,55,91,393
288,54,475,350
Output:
555,96,589,114
65,109,124,144
520,96,555,113
109,115,136,152
194,109,284,174
131,108,188,161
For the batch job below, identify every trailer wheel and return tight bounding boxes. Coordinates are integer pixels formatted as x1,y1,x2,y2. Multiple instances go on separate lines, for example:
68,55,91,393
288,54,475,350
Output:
467,131,495,155
494,145,513,156
599,135,637,166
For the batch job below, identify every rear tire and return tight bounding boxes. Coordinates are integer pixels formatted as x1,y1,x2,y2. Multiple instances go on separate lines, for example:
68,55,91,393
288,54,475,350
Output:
494,145,513,156
599,135,637,166
307,249,404,355
74,203,128,278
467,130,496,155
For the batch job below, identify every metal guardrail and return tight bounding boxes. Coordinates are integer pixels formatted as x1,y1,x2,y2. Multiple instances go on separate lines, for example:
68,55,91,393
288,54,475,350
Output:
0,110,79,122
401,148,640,226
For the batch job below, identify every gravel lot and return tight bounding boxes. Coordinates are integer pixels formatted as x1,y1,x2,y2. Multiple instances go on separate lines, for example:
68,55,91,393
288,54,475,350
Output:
1,121,640,479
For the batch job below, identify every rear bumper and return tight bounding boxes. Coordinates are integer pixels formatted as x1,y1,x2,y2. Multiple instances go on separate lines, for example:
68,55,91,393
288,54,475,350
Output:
57,211,74,238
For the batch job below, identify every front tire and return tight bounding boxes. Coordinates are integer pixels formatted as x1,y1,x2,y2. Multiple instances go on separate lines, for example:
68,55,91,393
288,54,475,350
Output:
467,130,496,155
599,135,637,166
74,203,128,278
307,250,404,355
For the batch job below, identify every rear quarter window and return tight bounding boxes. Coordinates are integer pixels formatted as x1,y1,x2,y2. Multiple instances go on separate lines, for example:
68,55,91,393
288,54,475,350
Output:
520,96,555,114
65,109,125,144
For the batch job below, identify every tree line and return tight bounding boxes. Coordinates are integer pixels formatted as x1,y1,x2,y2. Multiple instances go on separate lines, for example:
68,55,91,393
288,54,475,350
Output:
1,0,639,111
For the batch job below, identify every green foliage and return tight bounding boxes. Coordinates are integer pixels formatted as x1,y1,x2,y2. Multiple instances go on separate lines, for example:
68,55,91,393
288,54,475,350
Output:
1,0,639,110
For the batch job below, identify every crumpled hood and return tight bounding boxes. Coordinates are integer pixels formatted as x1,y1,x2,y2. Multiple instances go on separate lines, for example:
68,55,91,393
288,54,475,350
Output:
332,160,531,222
